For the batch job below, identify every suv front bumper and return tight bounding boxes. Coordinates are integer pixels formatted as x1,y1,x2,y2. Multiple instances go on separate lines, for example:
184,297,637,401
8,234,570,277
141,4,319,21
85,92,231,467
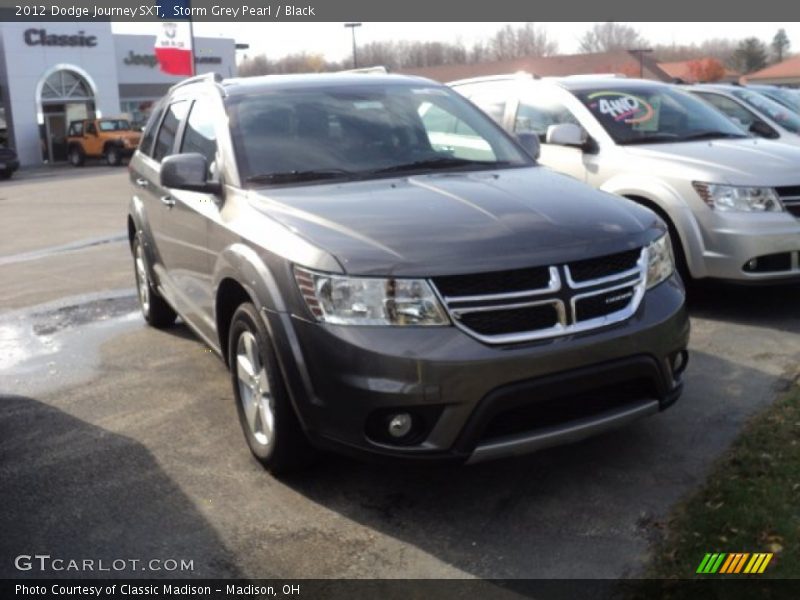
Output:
268,276,689,464
699,211,800,282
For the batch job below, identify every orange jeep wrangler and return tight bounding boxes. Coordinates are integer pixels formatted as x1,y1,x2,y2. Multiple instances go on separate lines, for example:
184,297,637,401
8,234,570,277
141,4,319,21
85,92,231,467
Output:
67,118,141,167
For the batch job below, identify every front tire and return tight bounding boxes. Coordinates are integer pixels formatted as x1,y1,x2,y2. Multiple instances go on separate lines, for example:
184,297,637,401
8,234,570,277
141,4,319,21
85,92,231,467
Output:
132,235,176,328
105,145,122,166
228,302,315,474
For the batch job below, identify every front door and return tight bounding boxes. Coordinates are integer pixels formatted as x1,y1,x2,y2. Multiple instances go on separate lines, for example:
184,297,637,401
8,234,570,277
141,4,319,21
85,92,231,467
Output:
45,114,67,162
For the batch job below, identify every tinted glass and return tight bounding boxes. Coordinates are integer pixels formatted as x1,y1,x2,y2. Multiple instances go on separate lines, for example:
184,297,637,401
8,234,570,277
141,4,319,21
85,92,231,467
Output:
139,102,165,157
514,93,582,141
98,119,131,131
181,98,218,167
227,84,531,184
152,101,188,162
453,81,515,125
754,87,800,113
575,86,747,145
693,92,757,129
730,88,800,133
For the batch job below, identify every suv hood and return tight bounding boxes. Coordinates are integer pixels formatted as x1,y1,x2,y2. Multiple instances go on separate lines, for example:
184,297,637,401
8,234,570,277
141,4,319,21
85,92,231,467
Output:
250,167,662,276
622,138,800,186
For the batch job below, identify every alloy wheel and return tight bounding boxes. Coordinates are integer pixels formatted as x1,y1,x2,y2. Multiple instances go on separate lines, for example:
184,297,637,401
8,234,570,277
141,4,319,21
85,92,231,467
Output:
235,331,275,450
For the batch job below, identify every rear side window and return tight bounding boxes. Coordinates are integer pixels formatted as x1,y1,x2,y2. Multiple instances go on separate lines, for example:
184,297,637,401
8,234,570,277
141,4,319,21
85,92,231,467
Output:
515,93,581,141
152,100,189,162
180,98,218,167
139,103,165,157
68,122,83,136
453,82,514,125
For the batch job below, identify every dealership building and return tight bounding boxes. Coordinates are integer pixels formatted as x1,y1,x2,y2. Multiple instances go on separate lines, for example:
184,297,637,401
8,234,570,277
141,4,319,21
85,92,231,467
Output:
0,22,236,166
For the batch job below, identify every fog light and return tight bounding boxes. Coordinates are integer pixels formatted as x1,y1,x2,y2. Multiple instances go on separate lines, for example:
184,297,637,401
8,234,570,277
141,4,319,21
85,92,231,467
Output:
747,258,758,271
671,350,689,377
388,413,413,438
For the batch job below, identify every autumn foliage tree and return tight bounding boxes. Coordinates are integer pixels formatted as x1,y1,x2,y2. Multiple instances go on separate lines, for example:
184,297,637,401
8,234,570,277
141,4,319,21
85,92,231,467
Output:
687,58,727,82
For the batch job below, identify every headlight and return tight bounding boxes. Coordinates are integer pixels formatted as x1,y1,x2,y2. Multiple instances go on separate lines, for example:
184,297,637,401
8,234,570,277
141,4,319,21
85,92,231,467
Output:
293,267,449,326
646,234,674,289
692,182,783,212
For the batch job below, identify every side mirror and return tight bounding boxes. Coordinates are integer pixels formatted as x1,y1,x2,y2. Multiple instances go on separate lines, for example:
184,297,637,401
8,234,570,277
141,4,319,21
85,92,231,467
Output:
160,153,221,194
515,132,540,159
546,123,586,147
749,120,779,139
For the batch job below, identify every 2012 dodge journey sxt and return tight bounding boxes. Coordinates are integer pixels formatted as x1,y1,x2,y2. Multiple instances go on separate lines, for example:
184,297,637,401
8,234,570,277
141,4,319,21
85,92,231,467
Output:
127,72,689,474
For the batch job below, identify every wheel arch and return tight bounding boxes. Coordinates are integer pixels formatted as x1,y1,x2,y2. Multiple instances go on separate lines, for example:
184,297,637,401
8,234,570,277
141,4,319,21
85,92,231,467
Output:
600,178,707,279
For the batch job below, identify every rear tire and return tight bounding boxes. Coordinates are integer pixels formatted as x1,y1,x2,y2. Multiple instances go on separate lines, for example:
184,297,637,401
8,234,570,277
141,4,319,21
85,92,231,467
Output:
132,235,176,328
69,146,85,167
228,302,315,475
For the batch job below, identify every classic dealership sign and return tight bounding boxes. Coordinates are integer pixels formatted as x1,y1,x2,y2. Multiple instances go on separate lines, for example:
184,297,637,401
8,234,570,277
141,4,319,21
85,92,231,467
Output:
23,28,97,47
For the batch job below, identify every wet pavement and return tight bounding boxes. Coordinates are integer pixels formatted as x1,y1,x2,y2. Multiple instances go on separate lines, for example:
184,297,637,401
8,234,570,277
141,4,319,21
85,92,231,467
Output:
1,170,799,580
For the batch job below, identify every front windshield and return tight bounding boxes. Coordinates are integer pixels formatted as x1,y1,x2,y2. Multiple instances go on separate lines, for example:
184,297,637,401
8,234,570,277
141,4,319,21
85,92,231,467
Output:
731,89,800,133
99,119,131,132
755,87,800,114
226,84,532,184
574,85,748,145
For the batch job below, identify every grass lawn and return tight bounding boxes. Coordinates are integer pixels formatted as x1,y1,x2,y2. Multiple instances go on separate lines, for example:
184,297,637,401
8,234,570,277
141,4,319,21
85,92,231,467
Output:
622,380,800,598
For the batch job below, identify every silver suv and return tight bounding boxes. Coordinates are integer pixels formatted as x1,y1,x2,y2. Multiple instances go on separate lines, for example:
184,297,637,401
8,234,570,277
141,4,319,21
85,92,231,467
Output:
451,75,800,283
128,72,688,474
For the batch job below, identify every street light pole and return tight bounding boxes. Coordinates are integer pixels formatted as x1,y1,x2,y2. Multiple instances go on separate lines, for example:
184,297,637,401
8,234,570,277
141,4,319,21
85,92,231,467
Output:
344,22,362,68
629,48,653,78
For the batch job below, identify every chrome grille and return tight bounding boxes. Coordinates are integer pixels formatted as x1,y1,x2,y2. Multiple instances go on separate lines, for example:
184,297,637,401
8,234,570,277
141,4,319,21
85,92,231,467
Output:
776,186,800,218
432,248,647,344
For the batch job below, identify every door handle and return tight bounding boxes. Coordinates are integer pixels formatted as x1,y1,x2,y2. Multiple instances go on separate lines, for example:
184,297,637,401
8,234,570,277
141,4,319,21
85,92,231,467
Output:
160,195,176,208
135,178,149,188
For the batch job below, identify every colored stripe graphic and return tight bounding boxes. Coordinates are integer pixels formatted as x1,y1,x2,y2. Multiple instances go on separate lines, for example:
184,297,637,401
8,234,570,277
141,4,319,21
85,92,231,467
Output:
697,552,773,575
697,553,727,573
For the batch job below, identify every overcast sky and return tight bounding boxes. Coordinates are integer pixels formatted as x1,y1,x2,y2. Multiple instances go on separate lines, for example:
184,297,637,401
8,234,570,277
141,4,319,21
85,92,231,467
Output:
112,22,800,63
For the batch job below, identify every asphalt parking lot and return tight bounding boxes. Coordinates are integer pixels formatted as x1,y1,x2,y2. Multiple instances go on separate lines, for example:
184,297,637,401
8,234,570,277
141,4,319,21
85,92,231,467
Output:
1,168,799,579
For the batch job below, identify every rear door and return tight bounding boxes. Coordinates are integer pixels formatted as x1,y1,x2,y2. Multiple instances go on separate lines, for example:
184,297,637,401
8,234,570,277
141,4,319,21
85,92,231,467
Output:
132,100,190,315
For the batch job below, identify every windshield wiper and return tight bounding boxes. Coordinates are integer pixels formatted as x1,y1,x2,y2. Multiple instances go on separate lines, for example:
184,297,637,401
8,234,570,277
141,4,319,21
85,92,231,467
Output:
244,169,353,185
367,157,511,175
681,131,748,142
619,134,681,145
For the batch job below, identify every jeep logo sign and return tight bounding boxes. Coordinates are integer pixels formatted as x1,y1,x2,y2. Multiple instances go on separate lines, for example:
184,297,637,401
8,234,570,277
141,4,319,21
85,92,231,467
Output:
123,50,223,68
123,51,159,68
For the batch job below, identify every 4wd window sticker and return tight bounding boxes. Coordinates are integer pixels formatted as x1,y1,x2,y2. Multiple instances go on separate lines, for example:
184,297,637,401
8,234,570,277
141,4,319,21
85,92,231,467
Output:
587,91,655,125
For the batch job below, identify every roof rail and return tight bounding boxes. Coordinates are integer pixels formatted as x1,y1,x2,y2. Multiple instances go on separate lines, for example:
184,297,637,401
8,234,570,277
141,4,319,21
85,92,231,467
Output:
448,72,536,86
563,73,628,79
337,66,389,74
168,72,224,94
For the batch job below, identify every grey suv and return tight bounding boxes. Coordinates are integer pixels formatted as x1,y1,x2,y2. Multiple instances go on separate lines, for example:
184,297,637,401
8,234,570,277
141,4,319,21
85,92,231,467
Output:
128,72,689,474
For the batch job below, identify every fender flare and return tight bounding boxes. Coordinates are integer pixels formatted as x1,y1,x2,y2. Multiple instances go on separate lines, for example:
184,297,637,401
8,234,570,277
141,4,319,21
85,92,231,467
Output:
211,243,320,427
600,175,708,278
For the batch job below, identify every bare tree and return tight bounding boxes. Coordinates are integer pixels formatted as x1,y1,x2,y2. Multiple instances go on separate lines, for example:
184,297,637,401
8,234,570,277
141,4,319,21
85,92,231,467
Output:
489,23,558,60
238,53,342,76
578,22,648,53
